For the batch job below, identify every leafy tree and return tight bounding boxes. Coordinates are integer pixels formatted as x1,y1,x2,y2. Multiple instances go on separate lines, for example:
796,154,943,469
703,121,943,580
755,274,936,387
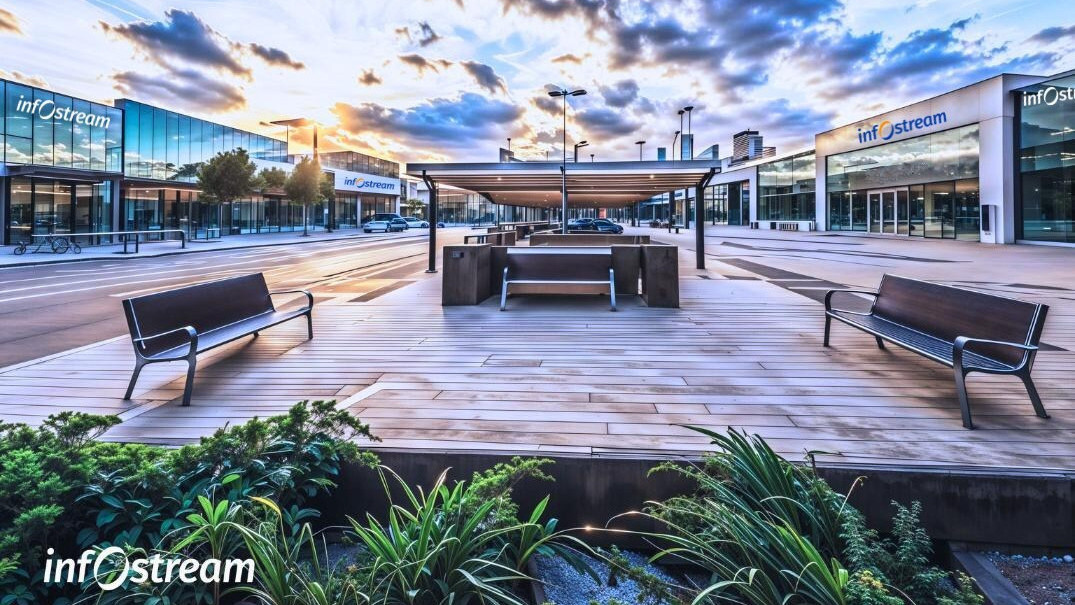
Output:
403,197,425,218
196,149,258,207
258,167,288,191
283,156,323,236
320,173,336,232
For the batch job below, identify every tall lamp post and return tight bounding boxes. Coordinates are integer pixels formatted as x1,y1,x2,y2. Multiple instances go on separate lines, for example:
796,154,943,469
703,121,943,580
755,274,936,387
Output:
573,140,589,163
548,88,587,233
590,153,595,163
682,105,695,229
635,140,646,161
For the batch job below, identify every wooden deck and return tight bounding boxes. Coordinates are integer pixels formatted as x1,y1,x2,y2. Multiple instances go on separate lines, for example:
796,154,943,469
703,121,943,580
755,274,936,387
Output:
2,247,1073,472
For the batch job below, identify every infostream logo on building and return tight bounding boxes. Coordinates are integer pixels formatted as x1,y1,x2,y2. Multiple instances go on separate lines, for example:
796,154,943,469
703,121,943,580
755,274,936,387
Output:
857,111,947,144
43,546,254,591
1023,86,1075,107
14,95,112,128
343,176,396,191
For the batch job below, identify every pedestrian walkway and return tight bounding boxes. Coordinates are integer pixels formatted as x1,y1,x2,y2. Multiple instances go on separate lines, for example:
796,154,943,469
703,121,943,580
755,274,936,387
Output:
0,227,437,268
1,232,1071,472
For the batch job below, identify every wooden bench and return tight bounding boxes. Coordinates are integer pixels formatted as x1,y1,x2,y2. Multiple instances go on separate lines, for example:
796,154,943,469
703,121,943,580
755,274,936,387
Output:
500,246,615,311
122,273,313,406
824,274,1049,428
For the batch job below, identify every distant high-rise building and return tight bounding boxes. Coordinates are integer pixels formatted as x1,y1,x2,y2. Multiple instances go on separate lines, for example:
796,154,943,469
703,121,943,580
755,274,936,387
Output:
657,147,667,161
732,130,764,161
680,134,694,161
694,144,719,160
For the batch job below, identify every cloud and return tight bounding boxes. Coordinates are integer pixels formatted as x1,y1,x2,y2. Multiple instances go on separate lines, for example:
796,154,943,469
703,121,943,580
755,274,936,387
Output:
575,107,641,137
248,43,304,69
461,61,507,93
552,53,585,64
417,21,441,46
399,53,452,74
1027,25,1075,44
599,79,639,108
0,69,47,89
359,69,382,85
101,9,249,77
113,66,246,112
332,92,523,151
395,26,411,42
0,7,22,35
533,96,561,115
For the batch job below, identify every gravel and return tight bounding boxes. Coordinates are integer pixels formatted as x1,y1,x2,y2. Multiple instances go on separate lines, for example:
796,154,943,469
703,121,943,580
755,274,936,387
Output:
986,552,1074,605
533,549,680,605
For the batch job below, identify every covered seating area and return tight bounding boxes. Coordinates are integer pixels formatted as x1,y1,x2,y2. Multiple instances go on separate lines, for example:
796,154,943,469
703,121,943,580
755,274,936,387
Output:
405,160,721,272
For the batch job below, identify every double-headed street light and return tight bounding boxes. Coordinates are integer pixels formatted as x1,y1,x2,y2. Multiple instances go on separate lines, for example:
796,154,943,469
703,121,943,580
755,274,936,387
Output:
549,88,587,233
573,140,589,163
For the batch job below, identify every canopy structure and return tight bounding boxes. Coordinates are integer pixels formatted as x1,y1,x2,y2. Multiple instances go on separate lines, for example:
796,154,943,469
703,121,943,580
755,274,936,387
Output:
407,160,721,272
406,160,720,208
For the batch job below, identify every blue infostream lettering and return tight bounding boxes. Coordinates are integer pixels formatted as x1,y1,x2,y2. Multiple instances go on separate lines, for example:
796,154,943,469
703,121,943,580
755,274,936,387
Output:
342,176,396,191
856,111,947,144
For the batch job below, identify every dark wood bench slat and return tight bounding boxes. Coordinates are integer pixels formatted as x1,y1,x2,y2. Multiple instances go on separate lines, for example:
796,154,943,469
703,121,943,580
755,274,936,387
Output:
824,275,1049,429
122,273,313,406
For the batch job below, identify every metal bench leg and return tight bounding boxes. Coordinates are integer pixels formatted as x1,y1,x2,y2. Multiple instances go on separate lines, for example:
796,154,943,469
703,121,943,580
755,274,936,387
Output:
500,268,509,311
305,312,313,340
823,315,832,347
875,336,886,350
609,268,617,311
251,331,259,339
124,359,145,400
954,367,974,429
181,354,197,407
1019,372,1050,419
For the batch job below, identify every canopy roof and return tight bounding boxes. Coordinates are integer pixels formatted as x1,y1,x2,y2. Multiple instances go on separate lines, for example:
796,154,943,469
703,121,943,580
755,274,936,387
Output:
406,160,721,208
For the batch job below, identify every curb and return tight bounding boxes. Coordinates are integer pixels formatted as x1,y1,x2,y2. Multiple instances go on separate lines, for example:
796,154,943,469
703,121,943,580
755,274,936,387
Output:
0,231,430,268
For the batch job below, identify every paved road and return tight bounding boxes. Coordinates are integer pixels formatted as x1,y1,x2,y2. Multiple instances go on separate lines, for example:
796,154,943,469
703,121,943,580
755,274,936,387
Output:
0,231,452,367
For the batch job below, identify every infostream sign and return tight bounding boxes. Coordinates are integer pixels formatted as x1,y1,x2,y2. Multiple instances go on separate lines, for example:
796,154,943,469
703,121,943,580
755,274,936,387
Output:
857,111,947,144
14,95,112,128
334,171,399,194
1022,86,1075,108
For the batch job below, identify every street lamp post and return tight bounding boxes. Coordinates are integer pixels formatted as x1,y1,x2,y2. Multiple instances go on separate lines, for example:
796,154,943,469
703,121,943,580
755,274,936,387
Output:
683,105,694,229
635,140,645,161
590,153,595,163
573,140,589,163
548,88,587,233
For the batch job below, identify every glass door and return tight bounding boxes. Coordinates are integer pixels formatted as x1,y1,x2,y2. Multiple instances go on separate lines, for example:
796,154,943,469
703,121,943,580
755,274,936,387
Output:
868,188,909,235
868,191,882,233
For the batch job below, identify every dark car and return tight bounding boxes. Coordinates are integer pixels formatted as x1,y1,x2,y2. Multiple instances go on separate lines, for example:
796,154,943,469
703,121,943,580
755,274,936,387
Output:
389,218,409,232
592,219,624,234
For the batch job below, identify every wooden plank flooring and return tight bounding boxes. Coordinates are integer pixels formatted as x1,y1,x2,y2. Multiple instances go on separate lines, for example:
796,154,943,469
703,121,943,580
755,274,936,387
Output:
1,249,1073,473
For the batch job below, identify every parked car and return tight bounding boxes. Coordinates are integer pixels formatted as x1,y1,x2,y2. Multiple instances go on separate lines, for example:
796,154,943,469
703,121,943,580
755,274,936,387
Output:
389,217,409,231
363,219,406,233
403,216,429,228
592,218,624,234
568,218,595,229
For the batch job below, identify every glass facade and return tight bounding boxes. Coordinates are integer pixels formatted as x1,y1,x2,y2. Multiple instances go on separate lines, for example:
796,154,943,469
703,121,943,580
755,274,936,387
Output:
318,151,400,179
1018,74,1075,243
2,80,123,170
117,99,287,182
758,152,815,221
703,181,749,225
826,124,980,239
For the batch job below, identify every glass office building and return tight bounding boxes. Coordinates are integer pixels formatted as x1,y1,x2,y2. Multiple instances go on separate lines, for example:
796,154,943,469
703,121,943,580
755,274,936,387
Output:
758,151,816,221
825,125,980,239
2,78,123,245
1018,73,1075,244
703,181,749,225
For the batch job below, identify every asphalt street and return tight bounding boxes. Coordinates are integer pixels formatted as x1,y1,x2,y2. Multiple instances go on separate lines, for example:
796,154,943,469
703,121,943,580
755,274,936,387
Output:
0,230,450,367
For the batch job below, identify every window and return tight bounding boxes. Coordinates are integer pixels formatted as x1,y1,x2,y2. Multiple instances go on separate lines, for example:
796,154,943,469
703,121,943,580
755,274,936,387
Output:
1018,74,1075,243
758,152,816,221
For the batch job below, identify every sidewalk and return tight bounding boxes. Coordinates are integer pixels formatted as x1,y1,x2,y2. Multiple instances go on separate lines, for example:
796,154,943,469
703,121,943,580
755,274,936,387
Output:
0,227,435,268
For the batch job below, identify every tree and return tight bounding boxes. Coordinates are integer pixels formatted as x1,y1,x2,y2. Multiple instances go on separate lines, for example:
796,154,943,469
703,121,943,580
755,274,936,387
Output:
258,167,288,192
284,156,323,237
403,198,425,218
197,149,258,208
320,173,336,232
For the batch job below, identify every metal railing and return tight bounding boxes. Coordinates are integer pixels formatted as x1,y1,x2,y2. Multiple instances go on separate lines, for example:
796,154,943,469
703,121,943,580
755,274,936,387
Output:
74,229,187,254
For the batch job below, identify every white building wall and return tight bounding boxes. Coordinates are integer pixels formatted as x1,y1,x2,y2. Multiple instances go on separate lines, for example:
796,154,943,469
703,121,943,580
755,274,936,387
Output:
812,73,1046,242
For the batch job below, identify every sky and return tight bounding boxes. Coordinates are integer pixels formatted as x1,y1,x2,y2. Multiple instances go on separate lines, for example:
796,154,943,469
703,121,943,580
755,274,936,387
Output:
0,0,1072,164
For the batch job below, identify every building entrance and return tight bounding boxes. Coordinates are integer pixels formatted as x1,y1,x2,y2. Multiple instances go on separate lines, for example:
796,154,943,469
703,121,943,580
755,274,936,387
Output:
867,188,910,235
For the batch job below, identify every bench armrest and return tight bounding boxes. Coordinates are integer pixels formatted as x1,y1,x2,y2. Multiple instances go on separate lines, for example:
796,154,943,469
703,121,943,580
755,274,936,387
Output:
824,289,878,312
269,289,314,310
953,336,1037,369
133,325,198,357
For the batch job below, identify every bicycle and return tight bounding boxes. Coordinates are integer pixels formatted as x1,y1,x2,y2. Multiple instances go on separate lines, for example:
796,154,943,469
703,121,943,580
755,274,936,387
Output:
12,234,81,255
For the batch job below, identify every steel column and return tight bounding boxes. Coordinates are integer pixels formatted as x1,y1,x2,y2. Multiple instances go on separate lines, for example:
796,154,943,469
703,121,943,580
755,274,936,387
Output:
422,171,438,273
